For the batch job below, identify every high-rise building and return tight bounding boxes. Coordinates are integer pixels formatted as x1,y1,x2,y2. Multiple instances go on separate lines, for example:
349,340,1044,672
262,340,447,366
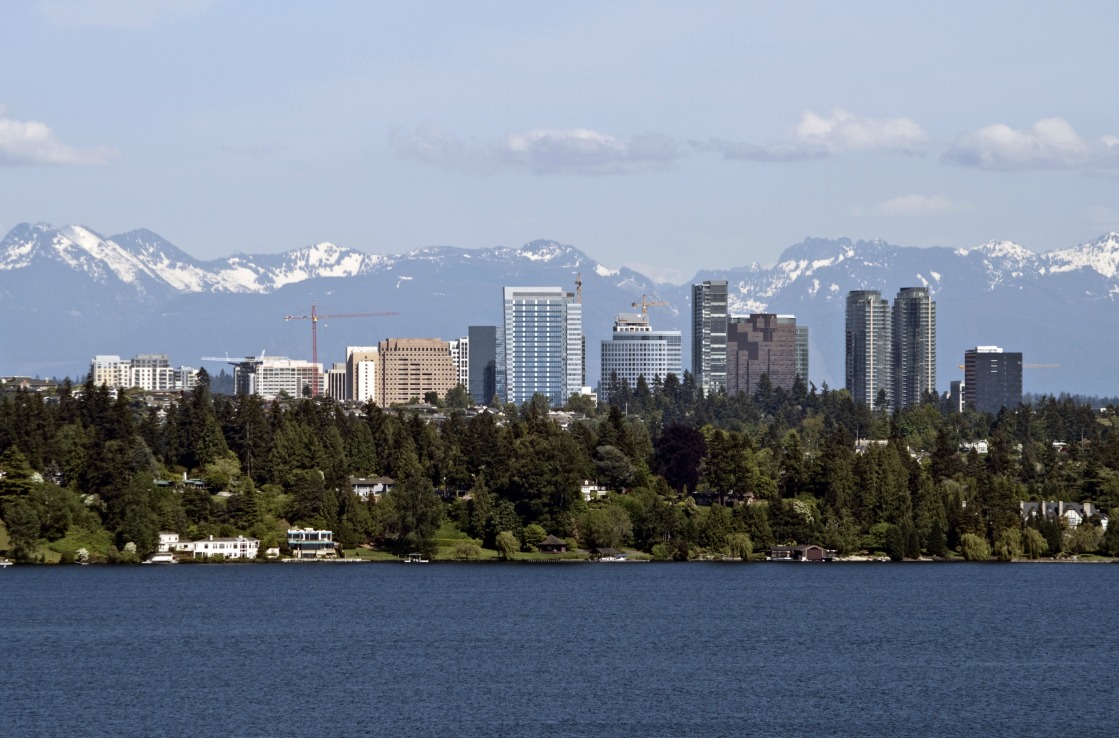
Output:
964,346,1022,414
467,326,498,405
449,337,469,389
893,287,936,409
346,346,378,403
726,314,800,396
794,323,810,385
599,313,682,401
377,338,456,407
692,279,728,394
501,287,583,406
845,290,893,409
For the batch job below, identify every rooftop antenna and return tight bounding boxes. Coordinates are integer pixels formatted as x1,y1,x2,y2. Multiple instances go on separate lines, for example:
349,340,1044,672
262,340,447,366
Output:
575,272,582,304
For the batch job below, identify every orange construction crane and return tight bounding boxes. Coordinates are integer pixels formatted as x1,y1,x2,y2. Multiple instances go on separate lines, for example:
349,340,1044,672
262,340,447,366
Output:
285,304,398,397
631,294,669,315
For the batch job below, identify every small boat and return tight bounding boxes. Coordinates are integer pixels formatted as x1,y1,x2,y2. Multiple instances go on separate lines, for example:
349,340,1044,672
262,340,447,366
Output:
404,553,429,563
0,559,13,568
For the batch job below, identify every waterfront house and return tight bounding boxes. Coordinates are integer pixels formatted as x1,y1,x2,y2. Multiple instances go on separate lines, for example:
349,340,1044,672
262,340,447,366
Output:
767,544,836,561
182,535,260,560
288,528,335,558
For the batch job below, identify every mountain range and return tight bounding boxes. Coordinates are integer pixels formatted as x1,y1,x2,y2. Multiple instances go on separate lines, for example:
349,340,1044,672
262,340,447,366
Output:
2,221,1117,398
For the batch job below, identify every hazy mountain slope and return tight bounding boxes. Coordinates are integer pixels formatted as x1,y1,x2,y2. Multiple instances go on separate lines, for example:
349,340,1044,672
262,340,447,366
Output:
1,222,1116,397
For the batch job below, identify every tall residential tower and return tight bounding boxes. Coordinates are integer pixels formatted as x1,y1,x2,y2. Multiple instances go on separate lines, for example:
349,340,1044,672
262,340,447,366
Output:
845,290,893,409
892,286,936,410
692,279,728,394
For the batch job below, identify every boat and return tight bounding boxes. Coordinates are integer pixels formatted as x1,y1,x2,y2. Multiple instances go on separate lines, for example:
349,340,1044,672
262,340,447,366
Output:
404,553,429,563
0,559,12,568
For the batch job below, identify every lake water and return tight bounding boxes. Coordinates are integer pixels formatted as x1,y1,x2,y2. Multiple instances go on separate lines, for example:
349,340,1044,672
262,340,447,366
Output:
2,562,1116,737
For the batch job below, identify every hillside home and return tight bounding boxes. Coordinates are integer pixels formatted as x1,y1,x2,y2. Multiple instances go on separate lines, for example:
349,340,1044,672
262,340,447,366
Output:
350,476,395,501
1021,501,1109,531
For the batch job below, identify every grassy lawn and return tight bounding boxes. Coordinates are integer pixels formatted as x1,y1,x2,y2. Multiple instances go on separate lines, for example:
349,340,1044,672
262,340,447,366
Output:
43,526,115,562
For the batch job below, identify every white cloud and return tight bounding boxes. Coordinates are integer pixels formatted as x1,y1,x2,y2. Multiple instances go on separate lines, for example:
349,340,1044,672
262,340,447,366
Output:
391,126,679,175
871,194,974,217
0,109,117,166
794,109,929,153
710,108,928,162
38,0,214,29
943,117,1119,171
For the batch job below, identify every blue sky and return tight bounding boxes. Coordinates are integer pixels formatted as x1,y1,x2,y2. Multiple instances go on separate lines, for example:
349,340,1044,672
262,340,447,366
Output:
1,0,1117,282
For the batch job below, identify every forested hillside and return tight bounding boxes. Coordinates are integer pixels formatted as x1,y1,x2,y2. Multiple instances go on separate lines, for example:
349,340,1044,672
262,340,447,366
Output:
1,373,1117,563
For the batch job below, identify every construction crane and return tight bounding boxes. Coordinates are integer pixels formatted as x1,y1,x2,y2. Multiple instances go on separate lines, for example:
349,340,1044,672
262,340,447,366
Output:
285,304,398,397
631,294,669,315
957,363,1060,370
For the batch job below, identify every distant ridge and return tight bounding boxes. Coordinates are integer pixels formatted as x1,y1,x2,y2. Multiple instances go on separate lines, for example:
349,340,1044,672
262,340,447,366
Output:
2,222,1117,396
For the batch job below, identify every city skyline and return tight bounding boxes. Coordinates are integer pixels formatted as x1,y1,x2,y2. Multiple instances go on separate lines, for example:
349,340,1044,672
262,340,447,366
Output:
2,2,1117,282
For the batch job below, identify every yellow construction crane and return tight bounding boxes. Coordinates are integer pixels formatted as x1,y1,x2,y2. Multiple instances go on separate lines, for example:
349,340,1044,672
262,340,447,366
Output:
631,294,669,315
957,363,1060,369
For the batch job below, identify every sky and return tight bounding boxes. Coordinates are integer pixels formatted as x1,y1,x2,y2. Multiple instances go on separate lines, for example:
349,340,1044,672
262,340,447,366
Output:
1,0,1117,283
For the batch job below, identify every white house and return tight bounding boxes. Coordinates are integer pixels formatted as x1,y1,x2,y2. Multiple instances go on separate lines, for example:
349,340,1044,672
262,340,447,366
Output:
580,479,607,502
179,535,260,560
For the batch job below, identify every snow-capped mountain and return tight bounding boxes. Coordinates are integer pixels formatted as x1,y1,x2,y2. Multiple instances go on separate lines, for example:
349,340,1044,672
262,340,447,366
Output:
2,222,1118,397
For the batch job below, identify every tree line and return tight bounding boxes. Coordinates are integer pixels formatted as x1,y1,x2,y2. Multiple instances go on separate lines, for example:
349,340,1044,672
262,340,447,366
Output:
1,370,1117,562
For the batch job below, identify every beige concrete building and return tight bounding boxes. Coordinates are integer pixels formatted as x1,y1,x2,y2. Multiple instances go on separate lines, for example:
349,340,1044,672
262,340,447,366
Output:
377,338,456,406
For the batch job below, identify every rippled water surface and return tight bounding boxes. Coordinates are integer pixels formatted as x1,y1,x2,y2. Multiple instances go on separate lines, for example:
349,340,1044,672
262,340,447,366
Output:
2,562,1116,737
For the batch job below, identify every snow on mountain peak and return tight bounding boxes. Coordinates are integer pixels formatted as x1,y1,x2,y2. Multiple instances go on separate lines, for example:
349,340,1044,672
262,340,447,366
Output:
1045,232,1119,279
516,240,573,262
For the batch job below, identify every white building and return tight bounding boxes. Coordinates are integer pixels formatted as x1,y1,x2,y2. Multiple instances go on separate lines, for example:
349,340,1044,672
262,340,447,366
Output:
326,362,348,400
166,534,260,559
449,337,470,389
231,356,322,399
502,286,583,406
90,354,198,392
600,313,682,401
347,346,379,403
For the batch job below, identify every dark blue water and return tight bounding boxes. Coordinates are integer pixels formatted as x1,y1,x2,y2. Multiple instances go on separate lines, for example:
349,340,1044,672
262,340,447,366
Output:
2,562,1116,737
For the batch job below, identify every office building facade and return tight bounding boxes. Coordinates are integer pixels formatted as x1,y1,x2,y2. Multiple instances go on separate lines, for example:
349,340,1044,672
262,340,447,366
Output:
599,313,682,401
232,357,322,399
692,279,728,394
467,325,498,405
501,286,583,406
726,314,800,396
964,346,1022,414
376,338,456,407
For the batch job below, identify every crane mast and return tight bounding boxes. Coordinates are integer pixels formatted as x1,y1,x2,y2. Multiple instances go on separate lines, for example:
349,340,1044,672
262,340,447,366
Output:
284,304,398,397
